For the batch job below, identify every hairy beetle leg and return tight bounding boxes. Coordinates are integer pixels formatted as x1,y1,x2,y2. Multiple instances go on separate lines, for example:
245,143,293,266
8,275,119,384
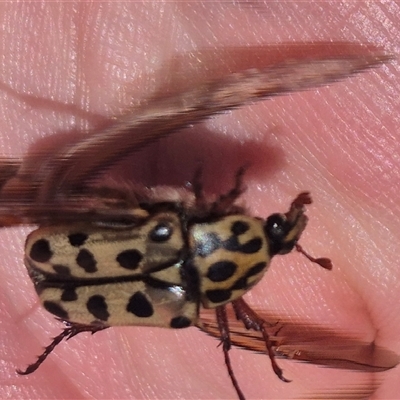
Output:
232,298,291,383
192,167,208,210
17,323,107,375
212,166,247,212
192,166,247,216
216,306,246,400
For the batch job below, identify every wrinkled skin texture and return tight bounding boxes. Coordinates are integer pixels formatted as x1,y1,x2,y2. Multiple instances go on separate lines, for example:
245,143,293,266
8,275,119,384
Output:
0,2,399,399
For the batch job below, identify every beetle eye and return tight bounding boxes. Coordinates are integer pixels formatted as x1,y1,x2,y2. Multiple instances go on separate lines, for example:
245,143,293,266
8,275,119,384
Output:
264,213,291,255
265,214,286,239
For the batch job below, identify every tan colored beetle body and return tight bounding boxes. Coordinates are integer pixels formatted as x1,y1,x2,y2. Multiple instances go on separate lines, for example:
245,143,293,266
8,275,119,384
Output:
25,205,274,329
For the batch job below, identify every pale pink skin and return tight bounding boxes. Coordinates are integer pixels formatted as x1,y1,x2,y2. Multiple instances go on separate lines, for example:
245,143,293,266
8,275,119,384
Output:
0,2,399,399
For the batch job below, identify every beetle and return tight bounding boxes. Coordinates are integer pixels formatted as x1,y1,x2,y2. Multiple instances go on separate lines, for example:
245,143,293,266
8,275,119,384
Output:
0,45,390,399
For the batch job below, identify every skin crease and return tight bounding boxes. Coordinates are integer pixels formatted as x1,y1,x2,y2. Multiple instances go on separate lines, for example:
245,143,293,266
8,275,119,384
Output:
0,2,399,399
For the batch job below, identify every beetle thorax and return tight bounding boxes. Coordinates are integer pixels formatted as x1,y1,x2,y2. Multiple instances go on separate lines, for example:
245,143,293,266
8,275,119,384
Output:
189,215,270,308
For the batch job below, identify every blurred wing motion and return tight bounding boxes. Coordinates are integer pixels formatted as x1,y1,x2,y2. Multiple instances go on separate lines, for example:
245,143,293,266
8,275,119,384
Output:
0,43,391,226
199,307,399,372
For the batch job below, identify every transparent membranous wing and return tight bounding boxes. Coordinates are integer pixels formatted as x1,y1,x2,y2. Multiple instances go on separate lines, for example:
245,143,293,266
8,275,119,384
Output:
0,43,390,227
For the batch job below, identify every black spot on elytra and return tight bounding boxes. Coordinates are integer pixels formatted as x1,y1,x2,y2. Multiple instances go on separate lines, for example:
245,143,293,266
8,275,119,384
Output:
205,289,232,304
207,261,237,282
246,261,267,278
240,238,262,253
87,295,109,321
231,277,248,290
68,233,88,247
52,265,71,276
195,232,221,257
61,288,78,302
76,249,97,273
224,236,262,254
231,220,250,235
43,301,68,320
127,292,153,318
227,262,267,292
30,239,52,263
149,223,173,242
116,249,143,270
195,229,262,259
170,316,192,329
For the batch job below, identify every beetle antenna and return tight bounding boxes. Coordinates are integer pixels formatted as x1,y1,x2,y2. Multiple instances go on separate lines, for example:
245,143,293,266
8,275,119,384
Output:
295,243,332,270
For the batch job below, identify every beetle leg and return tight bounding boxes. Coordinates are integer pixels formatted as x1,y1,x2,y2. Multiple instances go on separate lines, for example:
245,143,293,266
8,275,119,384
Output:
192,167,208,210
232,298,290,383
216,305,246,400
17,323,108,375
210,166,247,214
